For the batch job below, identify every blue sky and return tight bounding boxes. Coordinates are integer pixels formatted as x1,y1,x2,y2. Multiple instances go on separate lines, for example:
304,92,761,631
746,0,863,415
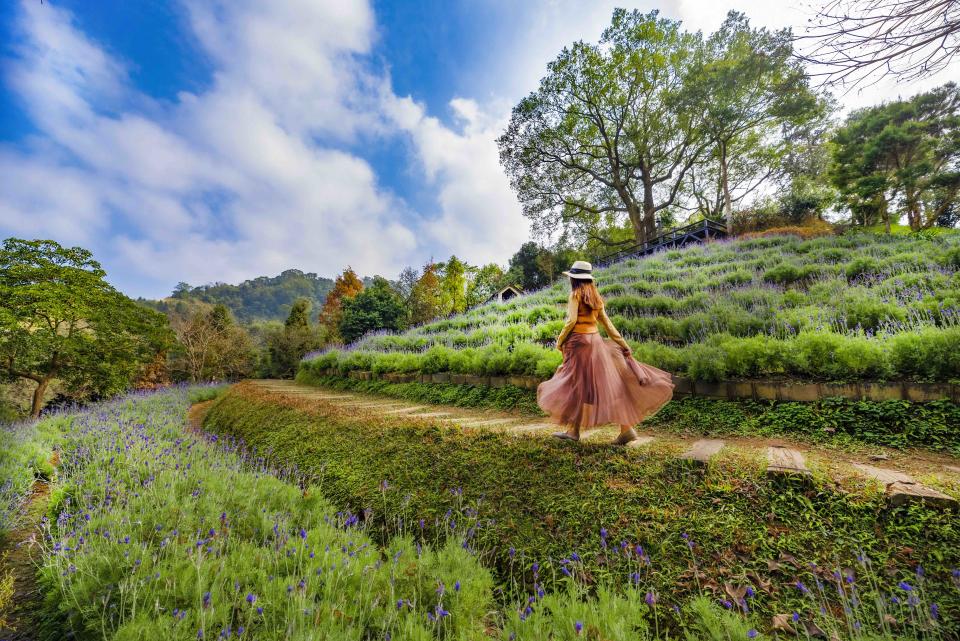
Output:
1,0,957,298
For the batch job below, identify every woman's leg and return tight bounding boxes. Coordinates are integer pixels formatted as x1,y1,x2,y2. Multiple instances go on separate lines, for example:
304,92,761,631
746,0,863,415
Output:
612,424,638,445
552,423,580,441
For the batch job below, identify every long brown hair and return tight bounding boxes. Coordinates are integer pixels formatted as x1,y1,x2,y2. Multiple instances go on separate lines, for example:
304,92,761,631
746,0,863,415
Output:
571,278,603,310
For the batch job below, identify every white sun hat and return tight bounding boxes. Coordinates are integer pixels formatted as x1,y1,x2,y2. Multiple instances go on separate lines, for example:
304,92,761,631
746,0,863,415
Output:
562,260,594,280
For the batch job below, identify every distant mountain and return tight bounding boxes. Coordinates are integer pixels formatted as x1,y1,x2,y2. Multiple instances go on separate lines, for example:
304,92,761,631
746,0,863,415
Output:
141,269,336,323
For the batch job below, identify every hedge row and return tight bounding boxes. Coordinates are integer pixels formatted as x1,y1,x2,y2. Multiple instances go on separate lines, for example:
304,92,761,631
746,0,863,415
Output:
301,326,960,383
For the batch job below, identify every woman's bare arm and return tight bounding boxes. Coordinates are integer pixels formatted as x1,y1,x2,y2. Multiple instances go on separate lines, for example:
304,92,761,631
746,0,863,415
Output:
598,305,631,353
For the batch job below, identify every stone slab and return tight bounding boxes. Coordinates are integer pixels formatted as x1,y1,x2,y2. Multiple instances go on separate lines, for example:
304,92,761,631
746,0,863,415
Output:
693,381,728,399
852,464,957,508
767,446,811,476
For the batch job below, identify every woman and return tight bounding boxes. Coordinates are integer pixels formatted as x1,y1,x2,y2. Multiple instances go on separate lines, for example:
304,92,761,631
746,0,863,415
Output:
538,261,674,445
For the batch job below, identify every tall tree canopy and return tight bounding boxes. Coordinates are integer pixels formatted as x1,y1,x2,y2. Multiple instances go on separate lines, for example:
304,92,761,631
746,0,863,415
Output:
0,239,172,416
498,9,709,247
695,13,827,232
830,83,960,231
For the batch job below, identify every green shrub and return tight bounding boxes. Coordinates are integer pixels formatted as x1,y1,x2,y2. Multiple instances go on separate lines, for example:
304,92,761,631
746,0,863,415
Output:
845,256,880,280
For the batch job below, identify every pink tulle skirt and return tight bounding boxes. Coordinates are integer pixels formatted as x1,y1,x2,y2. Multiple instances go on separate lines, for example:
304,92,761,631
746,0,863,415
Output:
537,332,674,428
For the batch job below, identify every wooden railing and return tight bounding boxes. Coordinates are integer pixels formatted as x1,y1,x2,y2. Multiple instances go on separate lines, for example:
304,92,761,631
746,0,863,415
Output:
595,218,728,267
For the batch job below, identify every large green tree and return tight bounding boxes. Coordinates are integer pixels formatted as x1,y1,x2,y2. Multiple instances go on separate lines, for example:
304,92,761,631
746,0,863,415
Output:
0,239,172,417
339,277,407,343
695,12,827,232
830,83,960,231
498,9,709,247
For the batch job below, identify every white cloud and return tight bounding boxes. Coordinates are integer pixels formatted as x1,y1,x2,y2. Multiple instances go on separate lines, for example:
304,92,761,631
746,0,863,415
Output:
386,94,529,265
1,0,417,297
3,0,957,300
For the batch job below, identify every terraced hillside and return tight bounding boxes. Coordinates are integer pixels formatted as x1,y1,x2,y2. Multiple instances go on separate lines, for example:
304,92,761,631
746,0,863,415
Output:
301,231,960,384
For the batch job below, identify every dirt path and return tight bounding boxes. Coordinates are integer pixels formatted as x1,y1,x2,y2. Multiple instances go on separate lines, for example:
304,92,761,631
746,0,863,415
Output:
187,399,215,435
0,454,58,641
248,379,960,508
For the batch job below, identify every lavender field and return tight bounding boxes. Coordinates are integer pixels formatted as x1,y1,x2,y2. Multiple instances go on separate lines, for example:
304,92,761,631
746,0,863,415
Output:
302,231,960,384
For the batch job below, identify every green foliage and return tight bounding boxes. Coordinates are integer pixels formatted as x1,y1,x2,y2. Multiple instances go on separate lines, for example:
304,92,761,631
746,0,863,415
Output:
153,269,334,323
830,83,960,230
339,276,407,343
649,396,960,454
0,238,173,416
0,417,60,535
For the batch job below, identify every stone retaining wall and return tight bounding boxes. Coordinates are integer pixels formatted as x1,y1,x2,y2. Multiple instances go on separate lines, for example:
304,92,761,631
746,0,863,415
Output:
309,368,959,403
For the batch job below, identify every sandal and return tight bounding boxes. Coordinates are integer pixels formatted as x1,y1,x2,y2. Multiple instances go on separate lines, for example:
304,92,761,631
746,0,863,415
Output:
612,428,639,446
552,431,579,442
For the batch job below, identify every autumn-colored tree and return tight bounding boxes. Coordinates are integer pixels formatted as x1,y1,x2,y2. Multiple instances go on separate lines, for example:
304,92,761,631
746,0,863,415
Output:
318,268,364,342
408,263,443,325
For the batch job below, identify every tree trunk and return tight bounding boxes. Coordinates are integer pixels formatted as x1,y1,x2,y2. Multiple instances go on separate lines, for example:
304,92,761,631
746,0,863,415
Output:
625,196,646,244
720,142,734,235
642,180,657,243
30,378,50,418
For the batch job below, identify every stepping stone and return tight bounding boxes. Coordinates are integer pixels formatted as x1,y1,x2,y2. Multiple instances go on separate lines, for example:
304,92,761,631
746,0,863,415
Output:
626,436,655,448
767,446,811,477
680,439,725,467
852,464,957,509
381,405,427,414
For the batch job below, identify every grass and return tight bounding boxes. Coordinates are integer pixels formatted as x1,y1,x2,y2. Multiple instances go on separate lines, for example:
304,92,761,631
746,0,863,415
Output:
203,383,960,638
301,231,960,384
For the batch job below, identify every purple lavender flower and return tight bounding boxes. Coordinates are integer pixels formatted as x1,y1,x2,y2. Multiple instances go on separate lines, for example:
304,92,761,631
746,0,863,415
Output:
246,593,256,605
645,592,656,606
747,630,757,639
574,621,583,634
